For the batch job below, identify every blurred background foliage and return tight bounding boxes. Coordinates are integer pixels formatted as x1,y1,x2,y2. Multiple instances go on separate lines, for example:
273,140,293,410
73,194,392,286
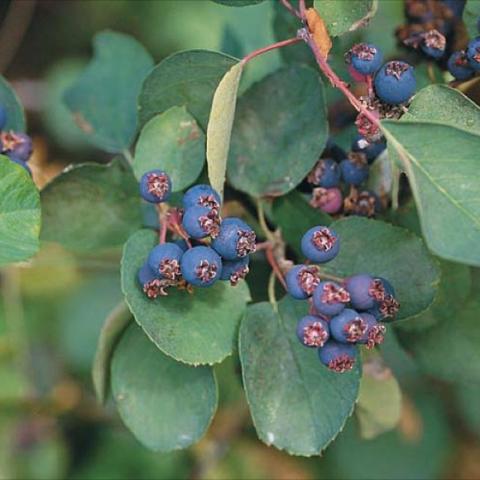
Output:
0,0,479,479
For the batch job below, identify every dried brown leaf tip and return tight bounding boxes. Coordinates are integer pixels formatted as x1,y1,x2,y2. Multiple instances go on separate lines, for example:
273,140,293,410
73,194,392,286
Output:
306,8,332,59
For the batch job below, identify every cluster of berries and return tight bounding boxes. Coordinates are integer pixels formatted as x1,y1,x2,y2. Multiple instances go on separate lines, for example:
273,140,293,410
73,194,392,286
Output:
306,138,384,217
447,30,480,81
137,170,256,298
0,105,33,174
285,226,400,373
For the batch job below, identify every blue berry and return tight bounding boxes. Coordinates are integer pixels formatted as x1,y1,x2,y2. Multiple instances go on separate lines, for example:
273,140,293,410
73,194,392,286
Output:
448,51,475,80
318,340,357,373
183,184,221,211
220,256,249,285
301,226,340,264
0,105,7,130
180,246,222,287
173,239,189,252
344,274,376,310
351,135,386,163
346,43,383,76
420,30,446,59
367,277,400,321
466,36,480,72
308,158,341,188
313,281,350,317
324,138,347,163
374,61,416,105
182,206,221,239
9,155,31,175
296,315,329,348
147,242,183,280
211,217,256,261
358,313,386,349
285,265,320,300
1,131,33,162
340,154,369,186
140,170,171,203
330,308,368,343
138,262,158,286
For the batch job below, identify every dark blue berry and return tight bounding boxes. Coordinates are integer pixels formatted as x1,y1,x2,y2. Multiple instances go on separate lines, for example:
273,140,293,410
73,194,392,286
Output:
211,217,256,261
374,61,416,105
420,30,446,59
448,51,475,80
358,313,386,349
367,277,400,321
182,206,221,239
340,154,369,186
182,184,221,211
346,43,383,75
285,265,320,300
180,246,222,287
330,308,368,343
1,131,33,162
466,36,480,72
442,0,466,19
296,315,329,348
173,239,189,252
345,274,376,310
0,105,7,131
138,261,158,286
351,135,386,163
324,138,348,163
9,155,31,175
318,340,357,373
309,158,341,188
147,242,183,280
220,256,249,285
140,170,171,203
313,281,350,317
301,226,340,264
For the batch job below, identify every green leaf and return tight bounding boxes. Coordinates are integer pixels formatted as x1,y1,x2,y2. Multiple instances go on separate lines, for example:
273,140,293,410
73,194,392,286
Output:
207,62,243,200
0,76,26,131
272,191,331,257
111,323,217,452
64,31,154,152
121,229,251,365
397,297,480,385
138,50,238,131
212,0,265,5
239,297,361,456
228,66,328,197
0,156,40,265
323,217,439,320
464,0,480,39
356,352,402,440
40,158,142,253
93,301,132,404
314,0,378,37
133,106,205,191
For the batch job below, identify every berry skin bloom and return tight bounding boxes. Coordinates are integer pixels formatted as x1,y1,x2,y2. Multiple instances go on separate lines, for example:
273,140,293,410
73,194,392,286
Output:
313,281,350,317
220,256,249,286
466,36,480,72
182,184,221,211
1,131,33,163
0,105,7,130
345,43,384,76
285,264,320,300
140,170,172,203
374,61,416,105
351,134,386,164
358,313,386,349
345,274,378,310
307,158,341,188
182,206,221,239
211,217,256,261
180,246,222,287
420,29,446,59
147,242,184,280
330,308,368,343
310,187,343,215
318,340,357,373
448,51,475,81
301,226,340,263
340,153,369,186
296,315,329,348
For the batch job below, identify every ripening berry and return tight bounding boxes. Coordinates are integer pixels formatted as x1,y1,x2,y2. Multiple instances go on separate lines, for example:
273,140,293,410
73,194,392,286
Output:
330,308,368,343
310,187,343,215
367,277,400,321
358,313,386,349
285,264,320,300
420,29,446,59
182,206,221,239
374,61,416,105
345,43,384,76
180,246,222,287
301,226,340,263
1,131,33,163
296,315,329,348
318,340,357,373
340,153,369,186
313,281,350,317
147,242,184,281
140,170,172,203
211,217,256,260
448,51,475,80
182,184,221,211
466,36,480,72
308,158,341,188
220,256,249,286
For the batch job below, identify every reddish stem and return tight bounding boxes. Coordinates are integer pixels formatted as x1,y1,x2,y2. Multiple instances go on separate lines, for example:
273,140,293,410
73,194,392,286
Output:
242,37,302,65
265,246,287,290
159,218,168,244
298,0,307,18
280,0,301,18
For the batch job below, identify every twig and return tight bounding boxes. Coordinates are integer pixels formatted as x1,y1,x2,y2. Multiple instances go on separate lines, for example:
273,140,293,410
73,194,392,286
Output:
256,200,276,243
265,246,287,290
280,0,301,18
241,37,302,65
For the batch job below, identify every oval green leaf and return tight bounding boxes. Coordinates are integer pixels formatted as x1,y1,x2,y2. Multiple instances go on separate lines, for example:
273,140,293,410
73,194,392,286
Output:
64,31,154,152
138,50,238,131
207,62,243,200
111,323,217,452
134,106,205,191
0,156,40,265
0,76,26,131
464,0,480,39
40,158,142,253
228,65,328,197
240,297,361,456
121,229,251,365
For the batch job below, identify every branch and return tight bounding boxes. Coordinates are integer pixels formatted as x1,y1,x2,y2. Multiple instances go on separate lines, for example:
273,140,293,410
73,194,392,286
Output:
242,37,302,65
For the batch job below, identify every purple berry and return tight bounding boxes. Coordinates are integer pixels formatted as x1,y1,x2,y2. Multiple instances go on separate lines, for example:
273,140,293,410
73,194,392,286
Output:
180,246,222,287
301,226,340,264
1,131,33,162
330,308,368,343
448,51,475,81
467,36,480,72
296,315,329,348
285,264,320,300
358,313,386,349
310,187,343,214
220,256,249,285
147,242,183,281
140,170,171,203
182,206,221,239
318,340,357,373
182,184,221,211
312,281,350,317
211,217,256,261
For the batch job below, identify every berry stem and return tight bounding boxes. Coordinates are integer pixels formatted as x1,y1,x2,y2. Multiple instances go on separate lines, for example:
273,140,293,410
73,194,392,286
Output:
256,200,276,244
268,271,279,312
265,246,288,290
159,218,168,244
280,0,301,19
241,37,302,65
315,267,344,284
